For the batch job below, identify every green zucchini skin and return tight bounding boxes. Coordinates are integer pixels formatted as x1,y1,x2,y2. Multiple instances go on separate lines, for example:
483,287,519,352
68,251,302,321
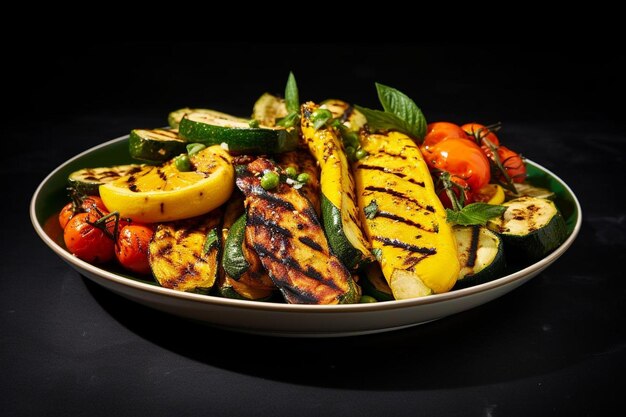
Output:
222,214,250,279
360,264,394,301
321,194,370,271
488,196,568,261
128,128,186,162
178,113,298,154
68,164,143,195
453,226,506,289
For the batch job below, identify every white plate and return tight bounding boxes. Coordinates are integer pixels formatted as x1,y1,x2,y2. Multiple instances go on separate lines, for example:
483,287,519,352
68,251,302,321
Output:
31,135,582,337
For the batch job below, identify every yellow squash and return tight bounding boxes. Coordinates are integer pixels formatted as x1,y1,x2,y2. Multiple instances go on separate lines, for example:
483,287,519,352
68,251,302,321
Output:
354,131,459,298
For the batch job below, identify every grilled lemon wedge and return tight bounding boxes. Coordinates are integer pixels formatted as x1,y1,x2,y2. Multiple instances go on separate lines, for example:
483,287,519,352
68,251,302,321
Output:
100,145,233,223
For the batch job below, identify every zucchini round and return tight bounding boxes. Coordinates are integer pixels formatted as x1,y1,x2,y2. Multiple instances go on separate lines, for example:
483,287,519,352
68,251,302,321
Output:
129,128,186,162
487,196,567,261
168,107,215,129
252,93,288,127
453,226,506,289
68,164,144,195
178,111,298,154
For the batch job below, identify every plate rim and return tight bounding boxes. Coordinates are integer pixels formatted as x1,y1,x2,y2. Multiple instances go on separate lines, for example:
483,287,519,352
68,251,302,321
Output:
30,134,583,314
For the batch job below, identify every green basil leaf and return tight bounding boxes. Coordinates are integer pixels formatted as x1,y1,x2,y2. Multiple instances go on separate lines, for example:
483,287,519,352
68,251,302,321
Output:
446,203,507,226
203,228,219,254
276,111,299,128
363,199,379,219
285,72,299,114
354,106,411,133
375,83,427,139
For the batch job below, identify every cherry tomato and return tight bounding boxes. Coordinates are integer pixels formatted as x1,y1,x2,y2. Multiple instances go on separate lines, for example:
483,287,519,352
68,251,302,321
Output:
81,196,108,214
481,145,527,183
461,123,500,147
58,202,76,229
422,122,469,149
437,176,472,209
115,224,154,274
64,212,115,263
422,137,491,192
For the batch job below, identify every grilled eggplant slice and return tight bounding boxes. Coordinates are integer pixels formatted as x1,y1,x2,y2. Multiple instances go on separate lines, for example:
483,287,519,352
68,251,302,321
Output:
277,150,321,216
149,210,222,294
354,131,460,298
236,158,359,304
301,102,373,270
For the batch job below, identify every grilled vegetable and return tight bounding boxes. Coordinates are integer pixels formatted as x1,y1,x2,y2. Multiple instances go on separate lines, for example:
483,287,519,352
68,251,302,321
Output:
178,110,298,154
236,158,359,304
129,128,186,162
360,264,394,301
487,196,567,260
277,150,321,216
218,199,274,301
301,102,373,270
148,210,222,294
453,226,505,289
505,182,555,200
168,108,215,129
354,131,460,298
68,164,144,195
252,93,288,127
320,99,367,132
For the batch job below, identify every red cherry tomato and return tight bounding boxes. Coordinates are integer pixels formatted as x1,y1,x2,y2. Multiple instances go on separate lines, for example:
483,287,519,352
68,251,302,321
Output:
482,145,527,183
437,176,473,209
81,196,108,214
422,138,491,192
461,123,500,147
115,224,154,274
64,212,115,263
59,202,75,229
422,122,469,149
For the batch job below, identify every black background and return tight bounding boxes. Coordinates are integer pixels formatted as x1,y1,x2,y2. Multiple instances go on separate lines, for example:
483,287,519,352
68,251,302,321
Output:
3,42,625,416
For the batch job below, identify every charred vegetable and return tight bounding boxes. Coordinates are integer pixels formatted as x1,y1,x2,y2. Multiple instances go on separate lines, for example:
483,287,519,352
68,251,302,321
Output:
236,158,359,304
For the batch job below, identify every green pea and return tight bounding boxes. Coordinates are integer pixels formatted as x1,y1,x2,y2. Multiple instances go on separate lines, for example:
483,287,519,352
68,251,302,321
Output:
296,173,310,184
355,148,368,160
284,166,298,179
359,295,378,303
248,119,260,128
260,171,280,190
341,131,360,149
174,154,192,172
345,146,356,161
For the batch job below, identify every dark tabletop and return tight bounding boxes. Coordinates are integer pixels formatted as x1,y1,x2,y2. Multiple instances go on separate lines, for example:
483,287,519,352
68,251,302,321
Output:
2,42,624,417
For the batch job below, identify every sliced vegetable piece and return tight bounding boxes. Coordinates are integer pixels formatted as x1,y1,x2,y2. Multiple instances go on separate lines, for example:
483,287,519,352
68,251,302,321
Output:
301,102,373,270
360,264,394,301
505,182,555,200
178,111,298,154
354,131,460,298
99,145,233,223
473,183,505,205
487,196,567,260
236,158,360,304
320,99,367,132
277,150,321,216
168,108,215,129
453,225,505,289
252,93,288,127
129,128,186,162
68,165,144,195
149,210,222,294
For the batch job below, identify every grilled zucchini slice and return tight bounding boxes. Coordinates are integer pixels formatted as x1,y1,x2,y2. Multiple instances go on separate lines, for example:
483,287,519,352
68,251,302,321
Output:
149,210,222,294
178,110,298,154
487,196,567,261
453,226,505,289
320,99,367,132
168,108,215,129
129,128,186,163
360,264,394,301
236,158,359,304
68,164,144,195
252,93,288,127
301,102,373,270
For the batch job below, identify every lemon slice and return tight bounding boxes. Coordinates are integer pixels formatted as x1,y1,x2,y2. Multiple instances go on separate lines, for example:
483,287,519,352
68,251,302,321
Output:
100,145,233,223
474,184,505,205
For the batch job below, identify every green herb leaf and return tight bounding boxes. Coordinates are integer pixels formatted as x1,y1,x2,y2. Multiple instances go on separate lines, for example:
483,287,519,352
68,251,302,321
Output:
354,106,409,132
203,229,219,254
364,199,379,219
186,143,206,156
446,203,507,226
311,108,333,130
375,83,427,139
276,111,299,128
285,71,299,114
